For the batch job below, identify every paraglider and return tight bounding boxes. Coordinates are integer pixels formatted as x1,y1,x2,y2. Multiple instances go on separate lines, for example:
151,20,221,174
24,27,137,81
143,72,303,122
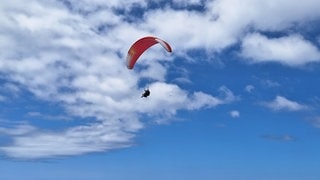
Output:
126,36,172,98
126,36,172,69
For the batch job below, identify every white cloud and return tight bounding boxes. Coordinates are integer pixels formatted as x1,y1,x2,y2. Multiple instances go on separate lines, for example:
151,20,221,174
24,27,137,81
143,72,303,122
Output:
0,0,319,159
261,79,280,88
0,119,142,159
208,0,320,32
172,0,202,6
229,110,240,118
141,0,320,66
0,123,36,136
0,0,241,159
262,96,308,111
245,85,255,93
241,33,320,66
58,0,147,11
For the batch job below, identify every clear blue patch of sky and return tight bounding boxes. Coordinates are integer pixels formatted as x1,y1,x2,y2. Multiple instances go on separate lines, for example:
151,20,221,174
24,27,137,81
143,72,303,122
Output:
113,0,207,23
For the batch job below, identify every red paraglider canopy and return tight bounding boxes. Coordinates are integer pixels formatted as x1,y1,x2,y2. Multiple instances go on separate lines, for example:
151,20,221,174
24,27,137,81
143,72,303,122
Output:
126,36,172,69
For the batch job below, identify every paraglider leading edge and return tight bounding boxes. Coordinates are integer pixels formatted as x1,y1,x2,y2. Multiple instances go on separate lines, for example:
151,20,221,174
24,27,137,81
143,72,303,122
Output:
126,36,172,69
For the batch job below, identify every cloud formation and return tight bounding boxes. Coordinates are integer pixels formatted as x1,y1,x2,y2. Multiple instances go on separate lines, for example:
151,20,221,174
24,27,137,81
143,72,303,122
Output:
0,0,238,159
241,33,320,66
0,0,319,159
307,117,320,128
0,120,142,159
261,134,297,142
262,96,307,111
229,110,240,118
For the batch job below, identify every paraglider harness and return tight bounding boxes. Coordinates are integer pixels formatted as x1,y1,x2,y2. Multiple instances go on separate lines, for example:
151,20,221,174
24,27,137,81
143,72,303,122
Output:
141,89,150,98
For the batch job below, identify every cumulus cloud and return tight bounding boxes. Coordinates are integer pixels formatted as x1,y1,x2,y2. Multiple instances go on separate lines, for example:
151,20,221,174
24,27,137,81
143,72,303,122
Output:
241,33,320,66
0,82,236,159
142,0,320,66
0,0,241,159
0,0,319,159
262,96,308,111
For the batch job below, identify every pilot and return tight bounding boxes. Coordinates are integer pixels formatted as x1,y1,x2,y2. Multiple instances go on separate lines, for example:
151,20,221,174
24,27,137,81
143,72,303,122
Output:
141,89,150,98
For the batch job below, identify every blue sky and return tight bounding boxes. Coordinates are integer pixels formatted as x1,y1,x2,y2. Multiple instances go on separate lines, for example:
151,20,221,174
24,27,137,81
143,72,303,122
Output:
1,0,320,179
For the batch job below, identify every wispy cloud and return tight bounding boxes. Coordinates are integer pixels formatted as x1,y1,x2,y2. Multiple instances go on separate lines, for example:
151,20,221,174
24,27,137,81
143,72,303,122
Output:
0,119,142,159
261,134,298,142
307,116,320,128
245,85,255,93
0,122,36,136
262,96,308,111
0,95,6,102
261,79,280,88
27,112,72,121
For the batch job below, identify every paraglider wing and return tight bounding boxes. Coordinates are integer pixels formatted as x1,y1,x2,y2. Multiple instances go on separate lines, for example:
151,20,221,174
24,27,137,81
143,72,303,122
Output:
126,36,172,69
